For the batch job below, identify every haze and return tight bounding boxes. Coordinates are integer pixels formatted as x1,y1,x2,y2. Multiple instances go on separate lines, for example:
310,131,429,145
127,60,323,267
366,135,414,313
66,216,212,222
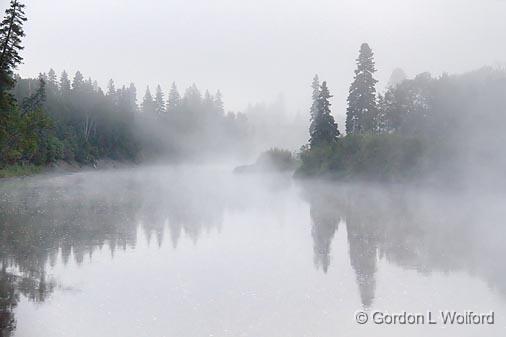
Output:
2,0,506,336
12,0,506,118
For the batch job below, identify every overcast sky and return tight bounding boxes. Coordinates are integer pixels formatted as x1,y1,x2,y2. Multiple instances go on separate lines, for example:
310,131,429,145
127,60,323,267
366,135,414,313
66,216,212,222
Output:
6,0,506,123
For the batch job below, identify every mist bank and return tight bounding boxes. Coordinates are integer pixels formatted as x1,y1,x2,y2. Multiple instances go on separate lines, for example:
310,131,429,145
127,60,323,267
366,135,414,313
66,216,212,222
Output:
0,1,305,176
1,166,505,319
297,44,506,189
2,71,308,173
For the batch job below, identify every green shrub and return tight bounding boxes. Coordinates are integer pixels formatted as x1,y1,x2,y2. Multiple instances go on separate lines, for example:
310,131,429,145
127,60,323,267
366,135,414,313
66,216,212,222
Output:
296,134,425,181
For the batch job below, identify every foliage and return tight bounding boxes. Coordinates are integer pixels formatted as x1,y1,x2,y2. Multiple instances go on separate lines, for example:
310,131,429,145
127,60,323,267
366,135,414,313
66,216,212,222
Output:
0,0,26,93
0,163,42,178
301,40,506,183
256,148,298,171
309,78,339,147
138,82,250,159
346,43,379,135
296,134,424,181
235,148,298,173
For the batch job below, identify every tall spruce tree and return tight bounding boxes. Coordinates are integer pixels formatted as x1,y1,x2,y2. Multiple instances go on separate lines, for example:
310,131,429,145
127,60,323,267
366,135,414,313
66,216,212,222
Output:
309,74,320,144
59,70,71,97
346,43,378,134
167,82,180,113
127,83,137,111
154,84,165,115
22,74,46,113
309,80,339,147
107,79,115,96
72,71,84,91
0,0,26,94
141,86,155,115
214,90,224,115
203,90,214,113
47,68,57,92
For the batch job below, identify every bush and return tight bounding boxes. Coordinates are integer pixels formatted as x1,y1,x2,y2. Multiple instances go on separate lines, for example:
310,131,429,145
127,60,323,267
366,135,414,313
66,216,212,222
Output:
296,134,425,181
0,164,42,178
47,136,64,162
257,148,298,171
234,148,299,173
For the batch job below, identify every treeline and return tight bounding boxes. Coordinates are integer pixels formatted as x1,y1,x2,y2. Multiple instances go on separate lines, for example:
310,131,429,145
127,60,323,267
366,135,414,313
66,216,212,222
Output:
298,43,506,184
12,72,138,164
0,1,250,170
135,82,249,159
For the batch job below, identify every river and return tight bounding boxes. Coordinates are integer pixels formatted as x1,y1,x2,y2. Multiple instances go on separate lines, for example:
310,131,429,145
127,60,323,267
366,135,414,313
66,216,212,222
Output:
0,165,505,336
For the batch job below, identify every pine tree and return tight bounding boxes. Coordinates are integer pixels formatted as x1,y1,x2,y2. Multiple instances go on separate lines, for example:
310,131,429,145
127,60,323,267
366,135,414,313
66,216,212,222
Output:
203,90,214,114
0,0,27,94
154,84,165,115
167,82,180,113
128,83,137,111
107,79,115,96
72,71,84,92
309,80,339,147
214,90,224,115
346,43,378,134
141,86,155,114
22,74,46,113
47,68,57,92
183,83,202,109
59,70,71,97
309,74,320,144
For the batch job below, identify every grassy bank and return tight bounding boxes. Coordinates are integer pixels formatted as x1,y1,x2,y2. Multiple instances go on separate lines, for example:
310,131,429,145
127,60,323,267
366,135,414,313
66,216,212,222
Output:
0,164,43,178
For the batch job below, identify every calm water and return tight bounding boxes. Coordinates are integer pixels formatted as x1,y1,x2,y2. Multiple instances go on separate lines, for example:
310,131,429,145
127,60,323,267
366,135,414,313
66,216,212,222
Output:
0,166,505,336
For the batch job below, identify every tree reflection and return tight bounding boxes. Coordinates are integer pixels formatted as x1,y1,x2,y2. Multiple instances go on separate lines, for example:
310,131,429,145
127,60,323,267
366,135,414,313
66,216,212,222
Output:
0,169,230,334
303,182,506,308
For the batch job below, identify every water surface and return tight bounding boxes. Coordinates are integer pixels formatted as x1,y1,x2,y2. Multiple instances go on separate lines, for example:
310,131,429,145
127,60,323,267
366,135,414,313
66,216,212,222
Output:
0,166,505,336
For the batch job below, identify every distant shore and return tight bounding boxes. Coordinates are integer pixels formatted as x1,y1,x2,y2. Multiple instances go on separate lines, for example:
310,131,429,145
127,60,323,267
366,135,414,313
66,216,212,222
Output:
0,159,134,179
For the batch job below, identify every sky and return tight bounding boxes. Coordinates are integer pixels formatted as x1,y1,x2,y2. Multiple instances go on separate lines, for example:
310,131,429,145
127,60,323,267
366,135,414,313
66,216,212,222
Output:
5,0,506,124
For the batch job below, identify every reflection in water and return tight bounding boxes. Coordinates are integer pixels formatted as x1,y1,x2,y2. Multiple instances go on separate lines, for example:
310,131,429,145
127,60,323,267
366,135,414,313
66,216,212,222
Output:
304,181,506,309
0,168,505,335
0,167,236,336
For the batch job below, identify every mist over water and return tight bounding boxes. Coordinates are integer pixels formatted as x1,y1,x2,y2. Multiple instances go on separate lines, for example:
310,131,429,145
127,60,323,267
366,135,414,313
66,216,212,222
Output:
2,0,506,335
1,166,505,337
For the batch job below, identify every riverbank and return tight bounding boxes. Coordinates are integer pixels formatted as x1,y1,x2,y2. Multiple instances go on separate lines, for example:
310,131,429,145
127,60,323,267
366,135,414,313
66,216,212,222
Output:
0,164,44,178
0,159,134,179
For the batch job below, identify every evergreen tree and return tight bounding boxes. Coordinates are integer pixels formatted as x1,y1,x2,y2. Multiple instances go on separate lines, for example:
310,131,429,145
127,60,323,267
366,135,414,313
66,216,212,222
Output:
183,83,202,108
214,90,224,115
309,81,339,147
141,86,155,115
346,43,378,134
0,0,26,94
167,82,180,113
203,90,214,114
72,71,84,91
59,70,71,97
47,68,57,92
127,83,137,111
107,79,115,96
22,74,45,113
154,84,165,115
309,74,320,144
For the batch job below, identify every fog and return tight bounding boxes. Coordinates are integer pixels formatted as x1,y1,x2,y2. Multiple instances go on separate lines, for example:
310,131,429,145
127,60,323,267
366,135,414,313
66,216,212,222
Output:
2,0,506,336
1,167,506,336
13,0,506,117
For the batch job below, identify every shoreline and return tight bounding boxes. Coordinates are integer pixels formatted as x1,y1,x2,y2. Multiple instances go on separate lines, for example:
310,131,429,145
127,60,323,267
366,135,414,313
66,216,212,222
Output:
0,159,135,180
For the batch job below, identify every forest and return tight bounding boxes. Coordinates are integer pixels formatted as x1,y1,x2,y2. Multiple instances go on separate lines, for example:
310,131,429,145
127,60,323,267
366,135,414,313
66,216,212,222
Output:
297,43,506,186
0,1,250,175
2,0,506,186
